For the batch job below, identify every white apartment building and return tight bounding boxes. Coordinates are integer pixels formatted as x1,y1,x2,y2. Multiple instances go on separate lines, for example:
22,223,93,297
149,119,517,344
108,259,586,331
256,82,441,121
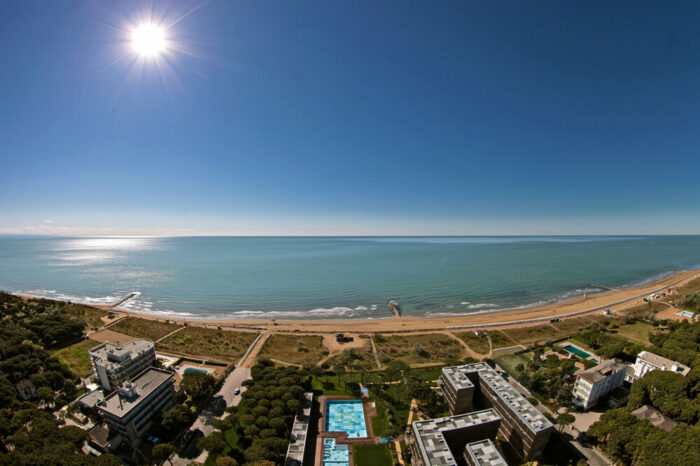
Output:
631,351,690,382
98,368,176,446
89,339,156,391
572,360,627,410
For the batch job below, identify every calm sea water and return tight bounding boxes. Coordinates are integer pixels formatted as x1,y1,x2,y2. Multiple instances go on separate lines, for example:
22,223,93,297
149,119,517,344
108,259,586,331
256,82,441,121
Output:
0,236,699,320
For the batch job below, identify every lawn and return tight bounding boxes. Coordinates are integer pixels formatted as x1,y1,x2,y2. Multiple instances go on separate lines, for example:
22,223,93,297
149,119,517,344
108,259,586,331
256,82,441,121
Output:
453,331,490,354
612,321,654,345
157,327,258,362
352,444,393,466
110,317,181,340
487,330,515,349
501,324,566,346
372,333,464,365
259,334,326,366
53,339,96,378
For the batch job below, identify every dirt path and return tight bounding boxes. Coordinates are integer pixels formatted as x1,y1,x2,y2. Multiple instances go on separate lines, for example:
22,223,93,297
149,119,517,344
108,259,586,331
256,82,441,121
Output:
443,332,483,359
239,332,270,368
369,335,382,369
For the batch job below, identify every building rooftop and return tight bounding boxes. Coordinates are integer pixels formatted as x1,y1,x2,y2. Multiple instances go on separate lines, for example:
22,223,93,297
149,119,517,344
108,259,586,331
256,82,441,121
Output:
637,351,690,376
577,360,627,384
447,363,553,433
632,405,678,432
99,368,173,418
88,425,110,449
412,409,501,466
77,389,106,409
89,339,154,369
464,439,507,466
285,392,313,466
441,366,476,391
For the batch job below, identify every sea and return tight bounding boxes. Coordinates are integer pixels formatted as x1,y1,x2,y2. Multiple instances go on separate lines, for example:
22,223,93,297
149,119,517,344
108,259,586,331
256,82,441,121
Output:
0,235,699,320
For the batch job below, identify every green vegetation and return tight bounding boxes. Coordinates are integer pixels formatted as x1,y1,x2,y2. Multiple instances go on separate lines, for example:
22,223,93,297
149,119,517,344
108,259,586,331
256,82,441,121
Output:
453,331,490,354
259,334,325,366
352,443,393,466
326,337,378,370
680,292,700,312
64,304,108,330
52,339,96,378
373,333,464,365
0,292,119,464
219,361,305,465
612,321,655,345
110,316,180,340
501,324,566,346
586,319,700,466
158,327,257,362
486,330,514,349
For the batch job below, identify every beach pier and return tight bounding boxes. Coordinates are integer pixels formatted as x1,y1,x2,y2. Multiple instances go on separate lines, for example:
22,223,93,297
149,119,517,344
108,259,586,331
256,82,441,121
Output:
388,300,401,318
590,284,613,291
111,292,138,308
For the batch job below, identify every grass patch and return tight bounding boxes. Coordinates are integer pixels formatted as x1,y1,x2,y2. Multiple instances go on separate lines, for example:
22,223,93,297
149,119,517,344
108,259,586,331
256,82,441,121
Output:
373,333,464,365
157,327,257,362
552,316,609,334
110,317,180,340
259,334,325,366
325,337,378,370
52,339,96,378
501,324,566,346
487,331,515,349
613,321,654,345
453,331,490,354
352,444,393,466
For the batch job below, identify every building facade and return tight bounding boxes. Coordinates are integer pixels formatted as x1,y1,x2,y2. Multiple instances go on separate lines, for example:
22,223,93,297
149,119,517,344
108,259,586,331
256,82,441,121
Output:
98,368,176,446
439,363,553,461
572,360,627,410
410,409,501,466
89,339,156,391
631,351,690,382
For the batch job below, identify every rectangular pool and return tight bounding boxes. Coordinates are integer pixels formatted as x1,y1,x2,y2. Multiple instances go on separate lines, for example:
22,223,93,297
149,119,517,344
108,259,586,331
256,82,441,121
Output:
678,310,695,317
322,438,349,466
563,344,592,359
325,399,367,438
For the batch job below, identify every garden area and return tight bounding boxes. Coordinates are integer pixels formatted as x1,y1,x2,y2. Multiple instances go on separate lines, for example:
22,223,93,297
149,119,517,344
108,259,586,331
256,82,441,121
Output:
157,327,257,363
352,443,394,466
53,339,96,378
259,334,326,366
372,333,464,365
110,317,181,340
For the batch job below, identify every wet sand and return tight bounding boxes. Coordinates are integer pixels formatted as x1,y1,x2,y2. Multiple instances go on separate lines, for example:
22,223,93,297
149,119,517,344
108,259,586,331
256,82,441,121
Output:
97,268,699,334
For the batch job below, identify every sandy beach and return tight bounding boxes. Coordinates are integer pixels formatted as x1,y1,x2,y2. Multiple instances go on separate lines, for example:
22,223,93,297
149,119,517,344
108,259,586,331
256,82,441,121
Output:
74,268,700,334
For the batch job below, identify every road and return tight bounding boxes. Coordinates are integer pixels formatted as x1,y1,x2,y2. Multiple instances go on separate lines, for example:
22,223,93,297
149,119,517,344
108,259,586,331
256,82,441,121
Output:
170,333,269,465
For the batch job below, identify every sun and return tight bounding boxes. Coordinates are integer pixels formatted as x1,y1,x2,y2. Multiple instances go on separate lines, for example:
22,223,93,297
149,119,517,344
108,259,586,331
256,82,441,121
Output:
131,24,166,57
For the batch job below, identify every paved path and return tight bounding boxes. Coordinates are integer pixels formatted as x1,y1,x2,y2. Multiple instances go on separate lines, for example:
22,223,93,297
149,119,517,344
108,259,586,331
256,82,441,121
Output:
156,326,186,343
171,333,268,465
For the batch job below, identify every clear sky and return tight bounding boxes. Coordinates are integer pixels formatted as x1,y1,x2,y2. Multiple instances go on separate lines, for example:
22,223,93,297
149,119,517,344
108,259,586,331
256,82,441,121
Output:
1,1,700,236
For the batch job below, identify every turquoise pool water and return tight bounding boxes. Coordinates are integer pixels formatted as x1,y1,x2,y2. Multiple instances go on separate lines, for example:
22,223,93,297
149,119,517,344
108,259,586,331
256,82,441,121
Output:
322,438,349,466
679,310,695,317
325,399,367,438
563,344,592,359
184,367,209,375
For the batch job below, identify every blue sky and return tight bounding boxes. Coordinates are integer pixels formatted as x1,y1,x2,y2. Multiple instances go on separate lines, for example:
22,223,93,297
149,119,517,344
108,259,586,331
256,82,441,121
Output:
1,1,700,235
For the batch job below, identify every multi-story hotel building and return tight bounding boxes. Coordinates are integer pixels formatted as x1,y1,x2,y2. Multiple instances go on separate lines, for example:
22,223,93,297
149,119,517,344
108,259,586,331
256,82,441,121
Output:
631,351,690,381
410,409,502,466
572,360,627,410
89,339,156,391
98,368,176,446
439,363,553,461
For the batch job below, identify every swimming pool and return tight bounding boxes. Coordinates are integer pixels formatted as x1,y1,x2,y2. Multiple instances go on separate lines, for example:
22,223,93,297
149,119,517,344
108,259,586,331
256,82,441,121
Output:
325,399,367,438
563,344,592,359
184,367,209,375
678,310,695,317
322,438,349,466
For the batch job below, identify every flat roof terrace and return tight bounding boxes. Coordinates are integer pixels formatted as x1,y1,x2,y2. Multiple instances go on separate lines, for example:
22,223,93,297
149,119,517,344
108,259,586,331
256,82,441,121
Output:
285,392,314,466
412,408,501,466
465,439,507,466
445,363,552,434
99,367,173,418
441,366,476,390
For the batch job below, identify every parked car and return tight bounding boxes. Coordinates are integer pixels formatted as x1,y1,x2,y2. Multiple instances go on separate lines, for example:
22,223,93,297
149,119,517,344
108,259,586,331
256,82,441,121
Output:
234,388,241,395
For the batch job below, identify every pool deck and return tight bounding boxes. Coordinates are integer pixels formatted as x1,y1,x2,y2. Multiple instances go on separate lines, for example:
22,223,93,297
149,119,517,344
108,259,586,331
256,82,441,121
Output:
315,395,380,466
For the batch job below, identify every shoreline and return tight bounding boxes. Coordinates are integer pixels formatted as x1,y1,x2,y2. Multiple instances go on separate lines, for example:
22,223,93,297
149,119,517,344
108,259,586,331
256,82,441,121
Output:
12,268,698,334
